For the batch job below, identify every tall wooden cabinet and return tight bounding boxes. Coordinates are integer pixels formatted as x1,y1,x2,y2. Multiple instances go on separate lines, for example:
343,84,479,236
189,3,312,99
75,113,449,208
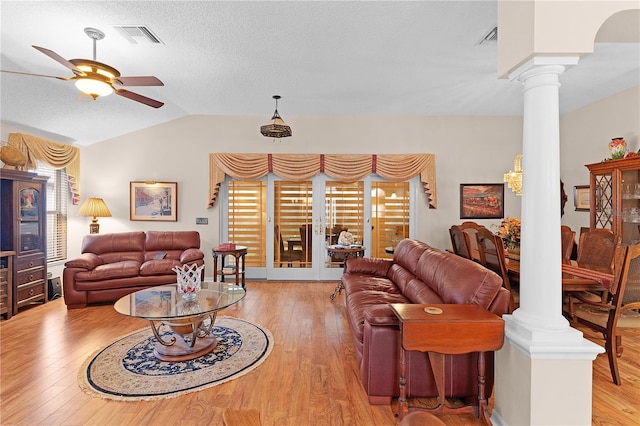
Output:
586,156,640,245
0,170,48,315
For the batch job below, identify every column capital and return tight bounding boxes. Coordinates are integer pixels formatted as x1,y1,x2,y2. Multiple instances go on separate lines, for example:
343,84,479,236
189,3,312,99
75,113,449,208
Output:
508,56,580,82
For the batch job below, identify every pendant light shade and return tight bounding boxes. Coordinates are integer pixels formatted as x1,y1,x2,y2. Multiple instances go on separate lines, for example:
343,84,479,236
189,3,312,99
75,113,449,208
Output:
260,95,292,138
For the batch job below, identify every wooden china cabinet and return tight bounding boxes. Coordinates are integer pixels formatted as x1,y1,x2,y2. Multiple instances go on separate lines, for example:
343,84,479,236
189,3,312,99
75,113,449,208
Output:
586,156,640,245
0,169,48,315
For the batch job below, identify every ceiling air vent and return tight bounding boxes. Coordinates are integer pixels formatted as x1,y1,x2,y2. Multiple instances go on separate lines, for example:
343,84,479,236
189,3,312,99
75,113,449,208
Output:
477,26,498,45
114,25,163,44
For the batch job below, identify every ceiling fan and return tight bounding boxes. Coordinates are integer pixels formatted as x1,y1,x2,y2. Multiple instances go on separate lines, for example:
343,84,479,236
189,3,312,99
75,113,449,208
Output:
1,27,164,108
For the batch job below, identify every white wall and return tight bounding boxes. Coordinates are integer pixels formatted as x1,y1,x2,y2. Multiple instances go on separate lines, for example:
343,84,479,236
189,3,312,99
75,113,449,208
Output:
560,85,640,236
66,114,523,276
5,85,638,279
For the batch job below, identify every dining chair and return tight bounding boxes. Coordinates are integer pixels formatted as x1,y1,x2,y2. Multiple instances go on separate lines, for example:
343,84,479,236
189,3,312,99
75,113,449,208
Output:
561,225,576,261
476,227,519,313
567,243,640,385
460,221,485,262
299,224,313,265
577,228,621,270
449,225,472,260
275,225,302,267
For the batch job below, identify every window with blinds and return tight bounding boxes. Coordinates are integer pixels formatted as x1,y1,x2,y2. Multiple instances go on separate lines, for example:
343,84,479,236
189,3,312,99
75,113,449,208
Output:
371,181,410,258
274,181,313,268
36,164,69,263
325,181,365,243
227,181,266,267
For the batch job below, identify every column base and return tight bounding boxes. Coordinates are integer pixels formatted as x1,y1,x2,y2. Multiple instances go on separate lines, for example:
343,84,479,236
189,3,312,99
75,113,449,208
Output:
491,314,604,425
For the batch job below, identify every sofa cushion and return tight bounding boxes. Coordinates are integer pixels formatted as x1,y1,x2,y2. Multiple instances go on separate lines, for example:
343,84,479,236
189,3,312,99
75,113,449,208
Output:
341,274,401,297
140,259,182,276
402,277,445,304
82,232,146,254
347,290,409,343
180,248,205,263
145,231,200,251
415,248,501,309
74,260,141,282
393,239,430,275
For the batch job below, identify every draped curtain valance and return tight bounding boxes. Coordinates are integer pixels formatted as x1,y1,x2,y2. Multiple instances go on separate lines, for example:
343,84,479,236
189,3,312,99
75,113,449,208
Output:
7,133,81,204
208,153,437,208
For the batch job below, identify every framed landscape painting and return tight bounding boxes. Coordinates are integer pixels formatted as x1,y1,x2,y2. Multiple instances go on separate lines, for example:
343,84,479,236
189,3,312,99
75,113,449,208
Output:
130,181,178,221
460,183,504,219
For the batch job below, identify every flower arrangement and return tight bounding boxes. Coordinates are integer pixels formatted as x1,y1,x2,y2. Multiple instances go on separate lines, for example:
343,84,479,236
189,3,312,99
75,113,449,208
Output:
337,230,354,246
609,137,627,159
496,217,521,250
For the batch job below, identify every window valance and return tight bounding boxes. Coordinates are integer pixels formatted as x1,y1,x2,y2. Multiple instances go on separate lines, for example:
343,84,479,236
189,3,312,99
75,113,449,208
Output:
208,153,437,208
7,133,81,204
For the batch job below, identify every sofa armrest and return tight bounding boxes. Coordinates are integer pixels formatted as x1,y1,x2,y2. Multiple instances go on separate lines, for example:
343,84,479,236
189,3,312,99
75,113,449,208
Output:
344,257,393,277
64,253,103,270
364,304,401,327
180,248,205,263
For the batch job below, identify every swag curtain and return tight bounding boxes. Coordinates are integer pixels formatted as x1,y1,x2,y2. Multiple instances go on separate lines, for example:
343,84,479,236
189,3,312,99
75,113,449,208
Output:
208,153,437,208
7,133,81,204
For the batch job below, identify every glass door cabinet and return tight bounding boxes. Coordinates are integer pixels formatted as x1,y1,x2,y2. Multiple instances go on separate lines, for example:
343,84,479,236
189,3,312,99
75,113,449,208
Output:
586,156,640,245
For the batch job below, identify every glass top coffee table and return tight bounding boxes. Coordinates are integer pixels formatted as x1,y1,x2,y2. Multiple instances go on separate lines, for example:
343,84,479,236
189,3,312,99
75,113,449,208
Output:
114,282,246,362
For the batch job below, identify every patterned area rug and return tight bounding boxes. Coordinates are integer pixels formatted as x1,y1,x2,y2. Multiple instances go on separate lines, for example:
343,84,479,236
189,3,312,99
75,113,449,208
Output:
78,316,273,401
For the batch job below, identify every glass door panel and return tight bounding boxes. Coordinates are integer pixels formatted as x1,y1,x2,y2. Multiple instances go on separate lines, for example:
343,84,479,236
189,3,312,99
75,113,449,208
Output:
228,181,266,268
371,182,410,258
274,181,312,269
622,168,640,244
324,181,365,270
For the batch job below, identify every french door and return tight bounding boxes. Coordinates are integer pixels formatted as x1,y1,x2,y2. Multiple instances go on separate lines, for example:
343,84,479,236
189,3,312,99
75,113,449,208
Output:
221,174,414,281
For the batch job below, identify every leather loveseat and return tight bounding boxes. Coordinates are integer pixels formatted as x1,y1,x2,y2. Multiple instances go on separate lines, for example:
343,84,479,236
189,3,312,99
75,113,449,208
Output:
63,231,205,309
340,238,510,405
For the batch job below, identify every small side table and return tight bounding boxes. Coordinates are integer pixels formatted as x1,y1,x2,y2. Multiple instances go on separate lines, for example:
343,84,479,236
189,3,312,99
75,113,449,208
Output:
327,246,365,301
390,303,504,424
212,246,247,289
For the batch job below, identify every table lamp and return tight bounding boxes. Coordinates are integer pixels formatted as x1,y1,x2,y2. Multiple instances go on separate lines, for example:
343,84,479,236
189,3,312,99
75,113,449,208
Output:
78,197,112,234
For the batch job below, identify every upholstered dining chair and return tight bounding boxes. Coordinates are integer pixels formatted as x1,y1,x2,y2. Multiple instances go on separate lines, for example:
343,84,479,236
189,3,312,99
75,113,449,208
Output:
567,243,640,385
577,228,621,270
561,225,576,261
275,225,302,267
449,225,472,260
476,227,519,313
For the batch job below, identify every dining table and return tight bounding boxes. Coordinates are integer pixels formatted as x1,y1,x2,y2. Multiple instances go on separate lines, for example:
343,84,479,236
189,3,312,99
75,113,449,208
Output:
506,258,614,319
506,258,614,291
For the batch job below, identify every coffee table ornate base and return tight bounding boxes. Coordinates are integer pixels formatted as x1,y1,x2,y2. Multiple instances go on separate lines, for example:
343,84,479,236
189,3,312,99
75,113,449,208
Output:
153,335,218,362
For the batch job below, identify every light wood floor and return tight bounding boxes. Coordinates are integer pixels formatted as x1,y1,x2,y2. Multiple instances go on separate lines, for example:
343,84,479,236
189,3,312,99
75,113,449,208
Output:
1,281,639,425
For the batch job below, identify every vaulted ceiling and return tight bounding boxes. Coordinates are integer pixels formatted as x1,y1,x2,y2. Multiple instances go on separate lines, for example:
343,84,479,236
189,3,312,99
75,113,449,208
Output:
1,1,638,146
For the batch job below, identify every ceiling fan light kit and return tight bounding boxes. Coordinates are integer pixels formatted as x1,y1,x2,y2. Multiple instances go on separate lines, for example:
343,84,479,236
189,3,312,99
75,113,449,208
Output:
0,27,164,107
260,95,292,139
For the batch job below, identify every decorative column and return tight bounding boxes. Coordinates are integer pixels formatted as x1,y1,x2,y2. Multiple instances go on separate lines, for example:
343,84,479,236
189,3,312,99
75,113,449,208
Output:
491,57,604,426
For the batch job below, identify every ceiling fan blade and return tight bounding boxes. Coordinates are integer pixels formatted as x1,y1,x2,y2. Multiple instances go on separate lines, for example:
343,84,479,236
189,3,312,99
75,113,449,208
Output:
115,88,164,108
115,76,164,86
0,69,72,80
32,45,83,74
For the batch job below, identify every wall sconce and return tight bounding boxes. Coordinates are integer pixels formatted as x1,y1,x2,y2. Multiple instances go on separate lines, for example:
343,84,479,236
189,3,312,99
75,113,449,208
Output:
78,197,112,234
504,155,523,196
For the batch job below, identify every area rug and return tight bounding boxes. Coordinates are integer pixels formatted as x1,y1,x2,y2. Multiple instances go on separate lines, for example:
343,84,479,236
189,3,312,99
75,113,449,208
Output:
78,316,273,401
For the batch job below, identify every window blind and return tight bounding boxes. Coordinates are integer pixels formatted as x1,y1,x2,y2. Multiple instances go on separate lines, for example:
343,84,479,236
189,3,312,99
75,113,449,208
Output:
36,164,69,263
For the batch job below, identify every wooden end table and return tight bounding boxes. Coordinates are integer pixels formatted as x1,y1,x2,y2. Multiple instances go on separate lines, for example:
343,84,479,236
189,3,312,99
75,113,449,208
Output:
390,303,505,424
212,246,247,289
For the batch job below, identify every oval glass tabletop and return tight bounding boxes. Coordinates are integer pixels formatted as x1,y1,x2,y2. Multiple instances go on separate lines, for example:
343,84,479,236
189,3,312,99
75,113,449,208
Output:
114,282,246,320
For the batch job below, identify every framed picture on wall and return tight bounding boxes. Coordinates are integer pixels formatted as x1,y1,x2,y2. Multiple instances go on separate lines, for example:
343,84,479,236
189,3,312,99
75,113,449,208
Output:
460,183,505,219
574,185,590,211
130,181,178,221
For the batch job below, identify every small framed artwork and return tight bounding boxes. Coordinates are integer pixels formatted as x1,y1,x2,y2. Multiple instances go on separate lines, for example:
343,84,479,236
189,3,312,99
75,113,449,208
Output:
460,183,505,219
574,185,590,211
130,181,178,221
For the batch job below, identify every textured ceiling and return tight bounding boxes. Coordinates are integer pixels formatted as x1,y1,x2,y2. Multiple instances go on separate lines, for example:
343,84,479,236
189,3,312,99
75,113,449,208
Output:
1,1,638,146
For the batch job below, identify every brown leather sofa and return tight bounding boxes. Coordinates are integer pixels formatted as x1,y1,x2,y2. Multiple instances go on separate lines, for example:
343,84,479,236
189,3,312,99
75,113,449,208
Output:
63,231,204,309
340,238,510,405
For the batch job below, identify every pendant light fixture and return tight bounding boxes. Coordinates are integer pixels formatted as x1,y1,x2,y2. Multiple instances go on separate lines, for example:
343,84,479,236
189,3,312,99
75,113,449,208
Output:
260,95,292,139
